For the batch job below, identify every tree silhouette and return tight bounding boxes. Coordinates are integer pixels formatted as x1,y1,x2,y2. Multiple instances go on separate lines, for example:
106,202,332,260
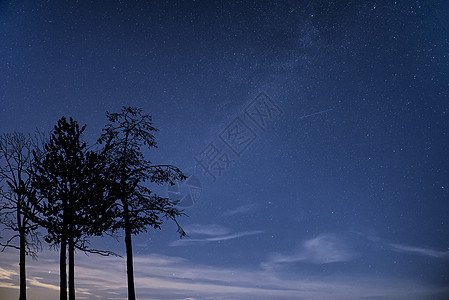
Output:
0,132,43,300
98,106,186,300
31,117,116,300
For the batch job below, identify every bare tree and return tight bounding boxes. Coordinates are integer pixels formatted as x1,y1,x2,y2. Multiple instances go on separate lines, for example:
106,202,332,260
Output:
0,132,43,300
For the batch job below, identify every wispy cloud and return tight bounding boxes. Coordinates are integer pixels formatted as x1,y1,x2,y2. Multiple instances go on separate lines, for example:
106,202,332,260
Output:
389,244,449,259
351,229,381,243
183,223,230,236
352,229,449,260
28,277,60,291
169,223,263,246
262,234,355,270
170,230,263,246
0,266,17,281
1,250,447,299
222,203,259,217
0,252,62,299
351,230,449,261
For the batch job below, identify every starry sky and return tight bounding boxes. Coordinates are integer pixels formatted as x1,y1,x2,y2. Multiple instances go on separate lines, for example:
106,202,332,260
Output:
1,1,449,299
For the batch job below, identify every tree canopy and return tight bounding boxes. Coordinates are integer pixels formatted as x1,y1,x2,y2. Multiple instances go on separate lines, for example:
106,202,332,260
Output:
98,106,186,300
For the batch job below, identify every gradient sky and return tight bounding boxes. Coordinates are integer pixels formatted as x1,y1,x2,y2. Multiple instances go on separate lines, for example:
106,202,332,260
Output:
1,1,449,299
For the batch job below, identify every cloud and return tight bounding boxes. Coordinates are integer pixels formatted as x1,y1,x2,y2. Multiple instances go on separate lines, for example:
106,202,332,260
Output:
133,253,188,266
169,223,263,246
222,203,258,217
170,230,263,246
2,249,448,300
351,229,381,243
352,230,449,260
389,244,449,259
0,266,17,280
28,277,60,291
183,224,230,236
262,234,355,270
302,234,355,263
1,236,448,299
0,281,17,289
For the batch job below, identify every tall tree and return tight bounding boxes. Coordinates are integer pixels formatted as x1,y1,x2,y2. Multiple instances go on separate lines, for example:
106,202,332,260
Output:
31,117,116,300
0,132,42,300
98,106,186,300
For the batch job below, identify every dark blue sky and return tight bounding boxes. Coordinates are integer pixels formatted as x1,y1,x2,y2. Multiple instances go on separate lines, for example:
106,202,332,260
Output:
1,1,449,299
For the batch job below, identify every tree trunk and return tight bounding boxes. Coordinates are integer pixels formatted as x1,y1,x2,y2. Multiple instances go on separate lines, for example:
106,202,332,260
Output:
124,200,136,300
19,227,26,300
68,238,75,300
60,239,67,300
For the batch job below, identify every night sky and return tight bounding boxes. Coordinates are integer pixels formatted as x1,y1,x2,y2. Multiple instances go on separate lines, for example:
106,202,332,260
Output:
1,1,449,299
